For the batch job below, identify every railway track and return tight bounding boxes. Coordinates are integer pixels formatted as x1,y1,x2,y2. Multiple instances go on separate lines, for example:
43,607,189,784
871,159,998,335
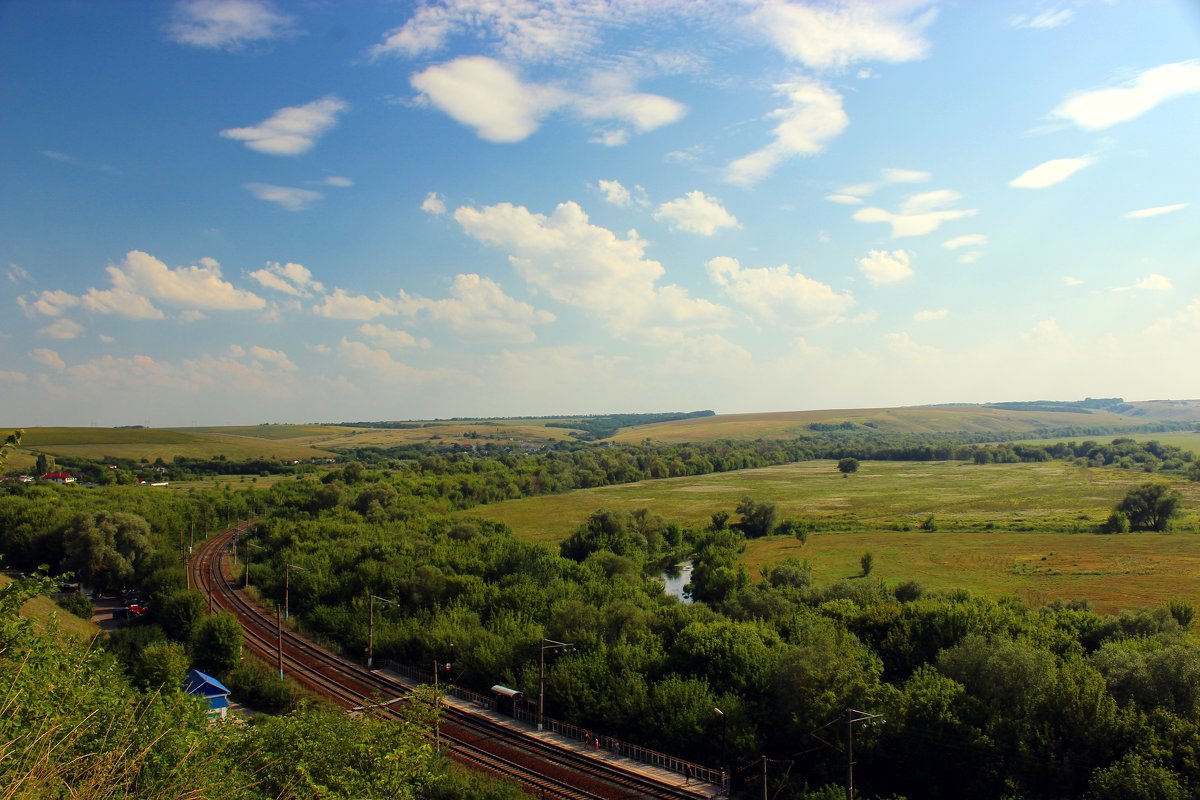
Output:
193,523,718,800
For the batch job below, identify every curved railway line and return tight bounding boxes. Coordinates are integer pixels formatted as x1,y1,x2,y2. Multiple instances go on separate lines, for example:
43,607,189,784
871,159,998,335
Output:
193,522,720,800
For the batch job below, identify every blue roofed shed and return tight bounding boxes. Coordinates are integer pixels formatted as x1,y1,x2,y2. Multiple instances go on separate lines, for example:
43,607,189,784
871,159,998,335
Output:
184,669,232,719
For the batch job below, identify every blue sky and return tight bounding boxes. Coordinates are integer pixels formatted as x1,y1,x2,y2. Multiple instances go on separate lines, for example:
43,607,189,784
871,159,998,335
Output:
2,0,1198,426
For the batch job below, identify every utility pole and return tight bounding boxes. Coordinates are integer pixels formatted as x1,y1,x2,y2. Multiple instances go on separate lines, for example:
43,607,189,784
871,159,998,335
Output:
761,755,768,800
367,594,374,669
276,603,283,680
433,659,440,753
844,708,884,800
538,638,573,732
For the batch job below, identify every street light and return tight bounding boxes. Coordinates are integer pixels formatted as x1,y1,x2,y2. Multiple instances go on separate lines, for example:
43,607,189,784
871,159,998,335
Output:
714,707,727,767
244,542,264,589
538,638,573,732
366,594,399,669
284,563,310,621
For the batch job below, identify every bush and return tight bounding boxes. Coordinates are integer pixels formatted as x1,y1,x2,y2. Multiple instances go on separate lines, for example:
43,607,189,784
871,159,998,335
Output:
55,592,93,619
1101,511,1130,534
919,514,937,532
228,660,299,713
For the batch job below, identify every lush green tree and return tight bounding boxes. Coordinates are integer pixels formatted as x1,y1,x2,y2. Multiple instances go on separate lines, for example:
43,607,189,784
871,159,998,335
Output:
1116,483,1182,531
1088,752,1187,800
60,510,154,590
191,611,243,674
156,589,207,644
734,496,778,538
135,640,190,691
860,552,875,576
35,451,53,475
838,457,860,474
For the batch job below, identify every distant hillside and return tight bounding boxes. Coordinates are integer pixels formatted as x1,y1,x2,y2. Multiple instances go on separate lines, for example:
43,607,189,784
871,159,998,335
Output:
609,399,1200,444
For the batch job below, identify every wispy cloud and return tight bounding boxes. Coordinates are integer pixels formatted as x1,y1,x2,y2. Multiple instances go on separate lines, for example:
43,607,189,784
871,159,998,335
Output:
914,308,948,321
1010,9,1074,30
1009,156,1093,189
1125,203,1188,219
6,263,31,284
221,95,348,156
243,183,323,211
943,234,987,250
168,0,297,50
853,189,978,237
726,79,848,186
249,262,324,297
1052,60,1200,130
747,1,936,70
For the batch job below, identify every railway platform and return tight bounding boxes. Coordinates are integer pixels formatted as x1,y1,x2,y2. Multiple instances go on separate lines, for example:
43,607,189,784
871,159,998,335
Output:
374,667,726,799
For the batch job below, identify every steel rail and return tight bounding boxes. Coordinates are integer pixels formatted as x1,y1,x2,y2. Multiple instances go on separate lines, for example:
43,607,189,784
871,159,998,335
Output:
193,523,715,800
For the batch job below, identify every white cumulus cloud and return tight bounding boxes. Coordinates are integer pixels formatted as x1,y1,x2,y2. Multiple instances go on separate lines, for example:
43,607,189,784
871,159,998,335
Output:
249,262,325,297
653,191,740,236
454,200,729,338
421,192,447,215
1010,157,1094,189
38,318,85,340
397,273,556,344
1113,274,1173,293
857,250,913,285
62,251,265,320
358,323,431,351
312,289,399,320
1052,60,1200,130
706,256,854,326
411,56,684,145
30,348,66,370
221,95,348,156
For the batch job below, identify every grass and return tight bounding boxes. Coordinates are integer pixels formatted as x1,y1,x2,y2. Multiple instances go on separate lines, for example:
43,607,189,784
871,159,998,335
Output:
0,574,101,641
463,460,1200,614
610,401,1200,444
4,421,579,467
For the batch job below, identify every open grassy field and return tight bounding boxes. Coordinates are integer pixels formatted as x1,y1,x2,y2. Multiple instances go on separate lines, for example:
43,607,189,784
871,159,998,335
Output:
463,460,1200,613
0,574,101,641
610,400,1200,444
4,420,580,467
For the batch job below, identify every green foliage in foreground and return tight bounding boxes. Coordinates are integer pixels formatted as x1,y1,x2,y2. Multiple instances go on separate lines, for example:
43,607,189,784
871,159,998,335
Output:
0,574,521,800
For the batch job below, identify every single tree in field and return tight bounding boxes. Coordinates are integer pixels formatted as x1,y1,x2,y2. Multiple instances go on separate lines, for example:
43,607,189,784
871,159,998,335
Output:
1116,483,1182,531
860,552,874,577
735,496,778,538
838,457,860,475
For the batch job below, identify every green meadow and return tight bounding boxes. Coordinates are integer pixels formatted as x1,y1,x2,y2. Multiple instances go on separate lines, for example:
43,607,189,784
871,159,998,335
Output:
465,460,1200,614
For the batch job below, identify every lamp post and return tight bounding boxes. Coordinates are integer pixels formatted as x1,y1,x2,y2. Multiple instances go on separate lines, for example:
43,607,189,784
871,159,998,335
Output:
284,563,309,621
367,595,399,669
538,638,573,732
714,707,727,766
